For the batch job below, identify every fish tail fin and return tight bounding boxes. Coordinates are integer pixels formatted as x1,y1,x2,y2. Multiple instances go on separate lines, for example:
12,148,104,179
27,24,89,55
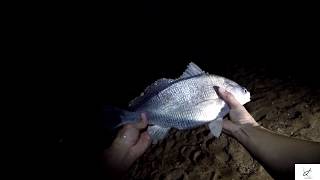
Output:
102,105,140,129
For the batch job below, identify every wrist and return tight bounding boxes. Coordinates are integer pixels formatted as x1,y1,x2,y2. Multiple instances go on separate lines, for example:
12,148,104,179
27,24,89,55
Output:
104,142,138,173
104,143,128,169
104,148,130,178
232,124,262,140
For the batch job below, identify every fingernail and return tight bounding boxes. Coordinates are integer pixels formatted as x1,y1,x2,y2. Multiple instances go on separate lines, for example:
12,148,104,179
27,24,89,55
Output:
141,113,148,123
140,113,145,120
218,87,226,94
144,133,150,140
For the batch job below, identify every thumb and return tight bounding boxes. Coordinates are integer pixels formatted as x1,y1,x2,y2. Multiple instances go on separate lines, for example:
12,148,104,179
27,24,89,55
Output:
128,131,151,160
217,87,242,109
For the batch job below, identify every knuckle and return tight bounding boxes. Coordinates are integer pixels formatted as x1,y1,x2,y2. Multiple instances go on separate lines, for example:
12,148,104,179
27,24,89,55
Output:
225,92,233,100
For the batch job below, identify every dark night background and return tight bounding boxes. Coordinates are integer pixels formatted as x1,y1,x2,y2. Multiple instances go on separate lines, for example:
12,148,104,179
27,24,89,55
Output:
14,1,319,179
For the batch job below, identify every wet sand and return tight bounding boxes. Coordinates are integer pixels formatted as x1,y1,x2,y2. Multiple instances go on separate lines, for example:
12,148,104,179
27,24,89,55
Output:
128,65,320,180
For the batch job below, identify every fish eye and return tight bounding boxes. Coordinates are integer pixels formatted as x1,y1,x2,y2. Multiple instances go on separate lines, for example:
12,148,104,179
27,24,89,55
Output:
243,88,247,93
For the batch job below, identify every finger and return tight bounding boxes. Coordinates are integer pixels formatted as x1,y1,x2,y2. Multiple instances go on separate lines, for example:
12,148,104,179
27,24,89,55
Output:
117,124,133,139
222,119,235,130
128,131,151,159
114,125,138,146
217,87,242,109
222,119,239,135
132,113,148,130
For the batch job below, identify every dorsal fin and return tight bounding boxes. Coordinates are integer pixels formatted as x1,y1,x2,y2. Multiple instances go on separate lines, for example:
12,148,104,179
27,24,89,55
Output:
179,62,206,79
128,78,174,110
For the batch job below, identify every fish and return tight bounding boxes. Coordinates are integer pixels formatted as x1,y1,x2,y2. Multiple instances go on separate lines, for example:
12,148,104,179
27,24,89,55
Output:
106,62,251,143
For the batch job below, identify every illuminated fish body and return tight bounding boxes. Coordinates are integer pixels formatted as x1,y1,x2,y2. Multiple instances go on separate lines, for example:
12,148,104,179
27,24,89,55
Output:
114,62,250,143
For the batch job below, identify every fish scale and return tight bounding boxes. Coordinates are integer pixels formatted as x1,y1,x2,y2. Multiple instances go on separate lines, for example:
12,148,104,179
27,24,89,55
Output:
115,62,251,143
148,77,213,126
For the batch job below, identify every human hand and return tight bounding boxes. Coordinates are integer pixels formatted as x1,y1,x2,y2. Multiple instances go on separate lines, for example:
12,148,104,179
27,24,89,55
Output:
103,113,151,177
217,87,259,136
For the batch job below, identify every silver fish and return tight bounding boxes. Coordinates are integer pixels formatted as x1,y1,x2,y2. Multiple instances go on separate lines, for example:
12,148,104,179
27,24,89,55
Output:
117,62,250,143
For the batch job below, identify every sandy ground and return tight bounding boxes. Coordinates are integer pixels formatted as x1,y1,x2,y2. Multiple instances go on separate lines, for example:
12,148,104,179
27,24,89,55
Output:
127,65,320,180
